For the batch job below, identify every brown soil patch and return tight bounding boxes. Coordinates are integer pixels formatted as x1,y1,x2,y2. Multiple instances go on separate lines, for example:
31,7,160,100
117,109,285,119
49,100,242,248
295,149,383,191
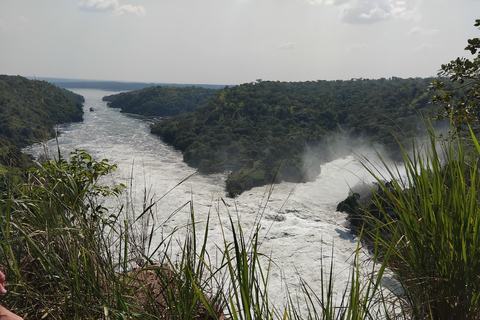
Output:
126,264,225,320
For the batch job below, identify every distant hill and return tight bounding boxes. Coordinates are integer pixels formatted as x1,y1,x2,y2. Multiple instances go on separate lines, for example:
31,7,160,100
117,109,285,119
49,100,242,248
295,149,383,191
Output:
34,77,226,91
0,75,84,170
103,86,219,116
151,78,438,196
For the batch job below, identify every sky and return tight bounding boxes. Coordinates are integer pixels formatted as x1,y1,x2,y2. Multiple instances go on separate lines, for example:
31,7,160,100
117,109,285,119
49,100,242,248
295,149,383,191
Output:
1,0,479,85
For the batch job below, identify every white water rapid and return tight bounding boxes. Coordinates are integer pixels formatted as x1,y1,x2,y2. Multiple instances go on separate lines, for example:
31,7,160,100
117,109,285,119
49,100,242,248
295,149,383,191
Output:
24,89,384,313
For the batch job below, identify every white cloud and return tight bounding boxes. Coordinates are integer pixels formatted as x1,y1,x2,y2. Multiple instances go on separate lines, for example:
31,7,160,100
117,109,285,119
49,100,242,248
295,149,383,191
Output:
115,5,146,16
309,0,422,24
78,0,146,16
278,42,296,50
78,0,118,12
407,26,438,36
359,4,389,21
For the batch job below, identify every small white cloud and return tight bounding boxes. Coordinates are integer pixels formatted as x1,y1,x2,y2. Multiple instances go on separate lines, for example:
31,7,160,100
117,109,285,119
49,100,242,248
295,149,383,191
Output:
78,0,145,16
311,0,422,24
278,42,296,50
115,5,146,16
359,4,389,21
340,2,385,24
407,26,438,36
78,0,118,12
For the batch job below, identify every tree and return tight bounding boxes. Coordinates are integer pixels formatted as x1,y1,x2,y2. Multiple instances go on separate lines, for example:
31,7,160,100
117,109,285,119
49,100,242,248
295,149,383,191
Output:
431,19,480,133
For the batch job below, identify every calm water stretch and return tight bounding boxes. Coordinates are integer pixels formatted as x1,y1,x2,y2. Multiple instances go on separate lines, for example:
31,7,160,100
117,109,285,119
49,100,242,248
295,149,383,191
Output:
24,89,383,310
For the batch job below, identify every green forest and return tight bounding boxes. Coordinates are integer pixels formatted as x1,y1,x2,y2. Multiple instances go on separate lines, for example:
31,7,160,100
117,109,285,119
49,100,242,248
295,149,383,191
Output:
0,75,84,171
102,86,219,116
150,77,437,196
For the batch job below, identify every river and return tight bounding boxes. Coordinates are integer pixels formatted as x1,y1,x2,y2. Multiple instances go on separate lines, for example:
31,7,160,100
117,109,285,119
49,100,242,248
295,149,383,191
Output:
24,88,382,313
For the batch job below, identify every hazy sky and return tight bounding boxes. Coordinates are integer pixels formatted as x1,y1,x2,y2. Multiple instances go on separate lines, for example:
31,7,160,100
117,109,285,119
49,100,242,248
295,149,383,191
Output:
1,0,479,85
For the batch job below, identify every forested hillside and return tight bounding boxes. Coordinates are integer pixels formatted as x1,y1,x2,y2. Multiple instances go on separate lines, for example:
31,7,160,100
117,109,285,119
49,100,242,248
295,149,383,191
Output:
151,77,436,196
0,75,84,170
103,86,219,116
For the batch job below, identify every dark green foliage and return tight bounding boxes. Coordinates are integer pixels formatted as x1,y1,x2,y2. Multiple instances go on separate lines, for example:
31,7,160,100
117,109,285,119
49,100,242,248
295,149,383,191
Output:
29,149,125,223
61,88,85,105
152,78,436,196
0,75,84,171
0,136,32,171
336,193,360,216
0,150,126,319
430,19,480,133
103,86,218,116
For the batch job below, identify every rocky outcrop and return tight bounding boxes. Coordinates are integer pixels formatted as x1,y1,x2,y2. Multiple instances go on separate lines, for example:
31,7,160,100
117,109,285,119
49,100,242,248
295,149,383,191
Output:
337,181,400,239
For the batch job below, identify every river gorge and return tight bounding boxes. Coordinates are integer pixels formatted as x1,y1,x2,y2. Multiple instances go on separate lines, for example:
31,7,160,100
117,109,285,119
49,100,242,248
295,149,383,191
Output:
24,88,385,312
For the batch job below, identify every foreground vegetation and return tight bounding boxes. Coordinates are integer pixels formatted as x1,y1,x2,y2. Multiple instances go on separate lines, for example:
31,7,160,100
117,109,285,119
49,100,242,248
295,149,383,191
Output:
337,125,480,319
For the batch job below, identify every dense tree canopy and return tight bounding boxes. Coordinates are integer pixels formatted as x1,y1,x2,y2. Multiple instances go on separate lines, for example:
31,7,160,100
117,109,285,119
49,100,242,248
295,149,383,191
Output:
0,75,84,170
103,86,219,117
151,78,436,196
431,19,480,133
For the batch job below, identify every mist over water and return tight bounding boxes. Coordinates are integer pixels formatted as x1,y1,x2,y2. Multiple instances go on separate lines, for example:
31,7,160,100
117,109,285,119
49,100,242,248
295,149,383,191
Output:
24,89,380,309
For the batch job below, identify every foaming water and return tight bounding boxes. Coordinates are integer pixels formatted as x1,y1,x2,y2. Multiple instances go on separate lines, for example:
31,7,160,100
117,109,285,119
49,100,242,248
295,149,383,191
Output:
24,89,376,310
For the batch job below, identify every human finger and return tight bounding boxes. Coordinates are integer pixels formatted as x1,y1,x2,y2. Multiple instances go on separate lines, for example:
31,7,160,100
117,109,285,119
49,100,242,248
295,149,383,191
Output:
0,271,7,294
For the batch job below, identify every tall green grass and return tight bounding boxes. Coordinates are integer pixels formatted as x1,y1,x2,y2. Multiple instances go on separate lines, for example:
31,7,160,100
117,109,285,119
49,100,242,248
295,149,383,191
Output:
360,125,480,319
